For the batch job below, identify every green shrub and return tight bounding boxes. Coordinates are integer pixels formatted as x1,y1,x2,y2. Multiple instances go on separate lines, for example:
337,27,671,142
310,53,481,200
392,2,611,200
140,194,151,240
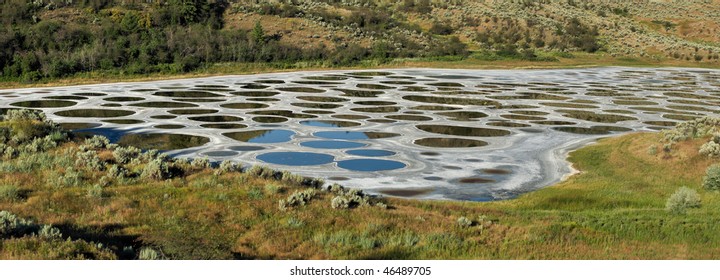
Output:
280,171,304,186
21,135,57,154
87,184,105,198
141,159,170,180
307,177,325,188
703,164,720,191
0,185,20,201
331,196,350,209
0,210,35,237
37,224,63,239
215,160,240,175
191,157,211,169
75,150,105,171
113,146,141,164
107,164,129,180
2,144,17,160
699,141,720,157
662,117,720,142
84,135,110,150
140,149,165,163
457,216,473,227
3,109,46,122
138,247,161,260
247,165,275,179
0,109,64,146
666,187,701,214
65,169,84,186
0,127,10,144
330,188,376,210
279,189,317,211
48,168,84,188
327,183,345,194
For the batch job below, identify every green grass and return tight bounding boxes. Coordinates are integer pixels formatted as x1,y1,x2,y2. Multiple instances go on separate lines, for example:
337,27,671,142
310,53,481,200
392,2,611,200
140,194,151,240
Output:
3,52,720,90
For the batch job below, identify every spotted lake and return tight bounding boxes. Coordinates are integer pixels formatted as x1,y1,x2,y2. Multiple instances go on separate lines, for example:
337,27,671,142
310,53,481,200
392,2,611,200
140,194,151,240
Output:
2,67,719,200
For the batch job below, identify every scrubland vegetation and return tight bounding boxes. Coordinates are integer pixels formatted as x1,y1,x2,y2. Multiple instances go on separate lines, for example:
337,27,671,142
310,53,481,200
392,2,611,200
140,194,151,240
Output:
1,109,719,259
2,0,720,87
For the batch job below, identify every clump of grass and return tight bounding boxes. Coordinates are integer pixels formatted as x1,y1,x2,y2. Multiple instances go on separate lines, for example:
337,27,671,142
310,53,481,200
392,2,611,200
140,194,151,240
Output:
47,168,84,188
0,185,20,202
388,231,420,247
647,144,657,155
247,186,264,200
264,184,284,194
87,184,105,198
476,215,496,231
287,217,304,228
666,187,701,214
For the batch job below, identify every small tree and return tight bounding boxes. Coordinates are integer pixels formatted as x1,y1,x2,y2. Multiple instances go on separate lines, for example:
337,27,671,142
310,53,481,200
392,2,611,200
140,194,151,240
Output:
251,20,264,44
666,187,701,214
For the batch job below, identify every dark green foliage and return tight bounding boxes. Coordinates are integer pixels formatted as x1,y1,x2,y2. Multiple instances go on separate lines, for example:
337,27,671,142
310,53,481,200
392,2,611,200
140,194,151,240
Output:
257,3,301,18
400,0,432,14
429,22,454,35
561,18,601,52
0,1,474,80
652,20,677,31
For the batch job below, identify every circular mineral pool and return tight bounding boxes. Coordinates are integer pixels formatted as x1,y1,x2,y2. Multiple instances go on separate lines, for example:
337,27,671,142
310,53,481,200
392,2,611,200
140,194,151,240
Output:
300,140,366,149
345,149,396,157
257,152,335,166
336,159,406,172
202,151,239,157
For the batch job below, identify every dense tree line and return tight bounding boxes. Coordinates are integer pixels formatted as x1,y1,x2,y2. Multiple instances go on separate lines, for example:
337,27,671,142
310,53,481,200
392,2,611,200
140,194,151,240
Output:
0,0,468,82
475,16,601,58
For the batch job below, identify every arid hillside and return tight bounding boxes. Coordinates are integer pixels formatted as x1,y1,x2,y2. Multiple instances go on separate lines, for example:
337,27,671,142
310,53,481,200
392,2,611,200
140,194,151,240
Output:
2,0,720,83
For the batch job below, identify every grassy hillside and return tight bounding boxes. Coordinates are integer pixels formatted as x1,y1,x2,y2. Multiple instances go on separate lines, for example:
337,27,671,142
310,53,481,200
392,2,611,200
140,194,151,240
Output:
2,0,720,88
1,110,719,259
